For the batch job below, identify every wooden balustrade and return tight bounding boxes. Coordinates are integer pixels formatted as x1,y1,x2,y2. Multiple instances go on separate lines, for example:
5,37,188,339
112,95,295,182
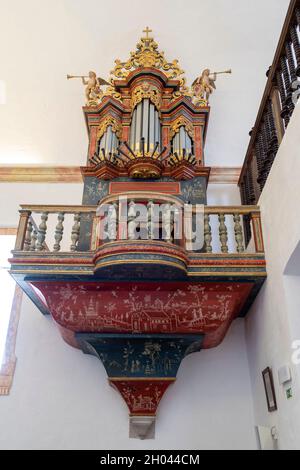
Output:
14,205,96,253
96,198,263,254
239,0,300,244
14,203,263,255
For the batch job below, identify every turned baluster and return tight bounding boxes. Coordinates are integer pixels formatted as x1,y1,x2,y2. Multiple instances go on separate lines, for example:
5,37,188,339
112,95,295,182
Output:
70,213,81,251
280,56,293,123
286,40,297,82
239,183,251,247
255,137,264,194
286,40,297,116
30,230,37,252
107,203,118,241
264,99,279,176
204,214,212,253
113,202,119,239
23,219,33,251
244,169,251,205
246,162,256,204
147,200,154,240
128,200,136,240
234,214,245,253
218,214,228,253
267,99,279,151
258,121,270,190
162,204,172,243
36,212,48,251
290,23,300,75
240,181,247,206
53,212,65,252
275,69,288,127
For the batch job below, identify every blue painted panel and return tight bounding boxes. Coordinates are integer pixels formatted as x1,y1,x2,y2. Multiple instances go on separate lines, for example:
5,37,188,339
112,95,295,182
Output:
76,333,203,378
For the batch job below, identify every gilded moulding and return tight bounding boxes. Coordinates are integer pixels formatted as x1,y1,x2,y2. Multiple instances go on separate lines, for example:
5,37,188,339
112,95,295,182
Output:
97,116,122,141
169,116,195,140
110,31,185,84
130,82,162,111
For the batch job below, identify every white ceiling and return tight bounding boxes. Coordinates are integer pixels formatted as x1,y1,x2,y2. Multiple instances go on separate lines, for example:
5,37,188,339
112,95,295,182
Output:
0,0,290,167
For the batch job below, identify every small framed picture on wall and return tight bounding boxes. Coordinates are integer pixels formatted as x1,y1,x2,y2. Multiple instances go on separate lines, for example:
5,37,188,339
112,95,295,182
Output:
262,367,277,412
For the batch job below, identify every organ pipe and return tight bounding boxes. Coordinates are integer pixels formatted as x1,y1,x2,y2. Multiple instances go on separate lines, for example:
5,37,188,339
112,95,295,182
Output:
97,125,119,158
129,99,161,153
171,126,194,159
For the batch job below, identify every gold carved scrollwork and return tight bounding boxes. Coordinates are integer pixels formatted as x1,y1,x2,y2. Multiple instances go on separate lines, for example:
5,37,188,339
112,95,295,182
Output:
103,85,123,103
97,117,122,141
110,32,185,82
130,82,161,111
169,117,195,140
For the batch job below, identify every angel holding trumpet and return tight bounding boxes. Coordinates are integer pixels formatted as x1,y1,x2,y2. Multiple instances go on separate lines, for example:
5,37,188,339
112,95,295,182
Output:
192,68,231,103
67,71,110,105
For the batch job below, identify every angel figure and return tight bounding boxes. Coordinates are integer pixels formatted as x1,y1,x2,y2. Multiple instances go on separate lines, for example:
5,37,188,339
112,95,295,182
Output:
192,69,217,103
82,71,110,104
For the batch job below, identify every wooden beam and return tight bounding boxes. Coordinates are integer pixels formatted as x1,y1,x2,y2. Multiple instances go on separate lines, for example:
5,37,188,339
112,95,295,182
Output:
0,166,83,183
0,166,241,185
209,167,241,184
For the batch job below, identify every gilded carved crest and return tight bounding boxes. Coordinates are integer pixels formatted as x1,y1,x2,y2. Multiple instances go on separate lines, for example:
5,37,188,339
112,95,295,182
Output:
110,29,185,83
97,117,122,141
169,116,195,140
130,82,161,111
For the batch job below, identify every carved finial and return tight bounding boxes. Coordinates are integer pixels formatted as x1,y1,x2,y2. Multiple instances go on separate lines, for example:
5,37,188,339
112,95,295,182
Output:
142,26,153,39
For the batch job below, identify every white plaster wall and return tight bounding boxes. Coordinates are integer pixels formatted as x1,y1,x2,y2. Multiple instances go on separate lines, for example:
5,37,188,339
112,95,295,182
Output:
0,0,289,167
0,295,256,450
0,182,83,227
245,103,300,450
207,183,241,206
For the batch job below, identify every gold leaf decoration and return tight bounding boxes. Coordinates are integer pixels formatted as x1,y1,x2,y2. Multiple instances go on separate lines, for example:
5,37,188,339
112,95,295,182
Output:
110,32,185,83
169,116,195,140
97,117,122,141
130,82,162,110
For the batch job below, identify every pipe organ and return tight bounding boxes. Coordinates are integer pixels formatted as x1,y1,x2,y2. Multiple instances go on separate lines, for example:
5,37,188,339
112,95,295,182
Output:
11,28,266,440
97,125,119,158
129,99,161,154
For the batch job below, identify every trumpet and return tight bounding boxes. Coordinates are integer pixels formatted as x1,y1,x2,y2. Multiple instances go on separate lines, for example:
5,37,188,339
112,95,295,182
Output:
210,69,232,76
67,74,87,80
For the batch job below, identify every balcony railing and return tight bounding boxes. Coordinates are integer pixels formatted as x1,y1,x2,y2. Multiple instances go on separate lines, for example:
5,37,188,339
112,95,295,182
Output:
239,0,300,217
13,200,264,256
